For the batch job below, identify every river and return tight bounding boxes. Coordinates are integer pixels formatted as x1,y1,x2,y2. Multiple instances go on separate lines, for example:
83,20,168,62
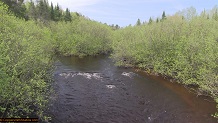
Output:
48,55,217,123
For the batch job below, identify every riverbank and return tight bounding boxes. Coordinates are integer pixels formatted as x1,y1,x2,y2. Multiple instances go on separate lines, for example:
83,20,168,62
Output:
115,62,218,119
110,17,218,118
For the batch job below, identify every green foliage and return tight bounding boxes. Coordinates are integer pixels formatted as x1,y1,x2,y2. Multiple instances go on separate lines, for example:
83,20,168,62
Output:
53,4,62,21
0,1,112,120
156,18,159,23
50,2,54,21
0,2,54,121
148,17,153,24
26,0,37,20
110,24,120,30
64,8,72,22
136,18,141,26
176,6,197,21
51,16,112,57
161,11,166,21
212,9,218,21
0,0,27,19
111,10,218,117
25,0,67,22
36,0,50,22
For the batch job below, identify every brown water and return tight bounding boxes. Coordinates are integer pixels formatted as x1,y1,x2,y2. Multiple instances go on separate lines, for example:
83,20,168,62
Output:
48,55,217,123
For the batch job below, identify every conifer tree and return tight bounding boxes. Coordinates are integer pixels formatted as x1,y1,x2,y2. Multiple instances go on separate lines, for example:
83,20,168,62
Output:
136,18,141,26
54,4,62,21
64,8,72,22
27,0,37,20
148,17,153,24
156,18,159,23
200,9,206,18
36,0,50,21
161,11,166,21
1,0,27,19
50,2,55,21
115,24,120,29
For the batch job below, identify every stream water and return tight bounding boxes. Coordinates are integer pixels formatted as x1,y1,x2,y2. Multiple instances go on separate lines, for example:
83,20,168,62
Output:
48,55,217,123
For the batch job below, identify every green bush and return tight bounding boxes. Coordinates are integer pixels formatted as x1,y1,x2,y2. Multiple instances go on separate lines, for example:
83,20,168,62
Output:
51,17,112,57
111,15,218,116
0,2,53,121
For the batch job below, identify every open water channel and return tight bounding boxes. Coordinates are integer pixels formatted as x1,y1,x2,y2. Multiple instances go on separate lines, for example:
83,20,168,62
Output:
48,55,217,123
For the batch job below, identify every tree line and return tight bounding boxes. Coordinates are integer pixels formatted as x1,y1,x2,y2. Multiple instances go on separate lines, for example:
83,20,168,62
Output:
0,0,72,22
135,7,218,26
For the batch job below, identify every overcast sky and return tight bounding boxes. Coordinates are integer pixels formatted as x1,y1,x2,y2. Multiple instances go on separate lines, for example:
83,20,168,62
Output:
45,0,217,27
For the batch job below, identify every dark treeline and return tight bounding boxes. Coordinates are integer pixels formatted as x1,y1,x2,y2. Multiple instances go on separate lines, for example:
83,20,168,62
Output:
26,0,72,22
0,0,27,19
0,0,72,22
0,0,217,121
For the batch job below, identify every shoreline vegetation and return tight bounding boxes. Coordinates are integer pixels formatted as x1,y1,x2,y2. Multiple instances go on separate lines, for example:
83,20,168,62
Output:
0,0,217,121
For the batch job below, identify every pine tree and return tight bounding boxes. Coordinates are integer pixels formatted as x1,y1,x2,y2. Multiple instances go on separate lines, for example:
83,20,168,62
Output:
36,0,50,21
27,0,37,20
156,18,159,23
136,18,141,26
115,24,120,29
64,8,72,22
200,9,206,19
148,17,153,25
161,11,166,21
50,2,55,21
54,4,62,21
43,0,50,20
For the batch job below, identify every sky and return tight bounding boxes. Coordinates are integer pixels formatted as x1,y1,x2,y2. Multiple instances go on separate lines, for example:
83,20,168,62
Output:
47,0,217,27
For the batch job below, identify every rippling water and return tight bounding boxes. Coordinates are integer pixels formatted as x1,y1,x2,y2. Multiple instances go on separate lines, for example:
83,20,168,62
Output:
48,55,217,123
